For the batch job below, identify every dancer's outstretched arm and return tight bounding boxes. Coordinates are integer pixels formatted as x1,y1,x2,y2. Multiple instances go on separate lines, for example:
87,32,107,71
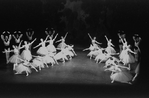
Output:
105,35,109,42
53,33,58,41
95,40,102,44
30,38,36,45
88,33,92,40
64,32,68,39
83,48,89,51
55,39,62,43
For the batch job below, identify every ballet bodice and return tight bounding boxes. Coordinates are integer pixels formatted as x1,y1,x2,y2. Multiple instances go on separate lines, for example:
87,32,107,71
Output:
49,40,54,45
14,48,19,54
41,42,46,47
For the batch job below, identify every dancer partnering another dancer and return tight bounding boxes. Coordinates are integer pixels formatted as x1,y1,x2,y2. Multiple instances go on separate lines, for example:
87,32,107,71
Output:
1,31,12,46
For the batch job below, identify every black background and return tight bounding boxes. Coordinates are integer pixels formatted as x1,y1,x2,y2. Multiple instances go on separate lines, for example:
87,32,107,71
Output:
0,0,148,98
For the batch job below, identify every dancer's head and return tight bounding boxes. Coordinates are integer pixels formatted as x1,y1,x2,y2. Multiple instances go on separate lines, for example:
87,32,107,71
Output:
40,38,43,42
93,37,96,40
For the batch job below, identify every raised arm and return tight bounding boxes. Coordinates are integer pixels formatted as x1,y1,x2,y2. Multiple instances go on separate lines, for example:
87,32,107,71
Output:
1,35,4,41
51,30,55,38
105,35,109,42
88,33,92,40
53,33,58,41
44,35,50,42
30,38,36,45
64,32,68,39
19,34,23,39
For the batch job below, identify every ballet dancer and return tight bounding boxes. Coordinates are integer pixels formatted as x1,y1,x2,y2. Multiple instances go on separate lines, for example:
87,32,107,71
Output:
1,31,12,46
118,33,126,53
105,35,116,55
56,32,68,49
20,38,36,62
119,43,136,66
33,35,49,56
88,33,102,49
3,41,23,70
12,31,23,44
2,48,11,64
46,33,58,53
26,28,34,41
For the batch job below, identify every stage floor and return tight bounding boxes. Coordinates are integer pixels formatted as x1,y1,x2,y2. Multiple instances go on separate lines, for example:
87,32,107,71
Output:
0,48,137,85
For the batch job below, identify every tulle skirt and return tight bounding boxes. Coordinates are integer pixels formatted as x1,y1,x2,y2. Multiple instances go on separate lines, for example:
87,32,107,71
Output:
95,53,107,61
21,50,32,61
32,58,45,68
110,71,132,83
42,55,55,64
120,51,135,64
105,46,116,54
57,43,67,49
15,63,31,74
37,47,48,55
9,54,22,64
47,45,56,53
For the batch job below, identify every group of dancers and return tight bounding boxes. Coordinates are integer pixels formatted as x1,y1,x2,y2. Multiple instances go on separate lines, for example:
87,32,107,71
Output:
83,32,141,84
1,28,77,76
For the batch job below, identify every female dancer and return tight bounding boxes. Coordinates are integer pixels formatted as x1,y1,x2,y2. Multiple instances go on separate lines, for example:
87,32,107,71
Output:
20,38,36,62
46,33,58,53
12,31,23,44
104,59,132,84
2,48,11,64
118,33,126,53
33,35,49,56
56,32,68,50
26,28,34,41
1,31,12,46
105,35,116,55
88,33,102,49
119,42,136,65
3,41,23,70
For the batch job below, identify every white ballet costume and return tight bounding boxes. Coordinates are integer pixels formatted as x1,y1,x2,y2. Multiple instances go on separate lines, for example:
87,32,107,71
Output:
47,40,56,53
21,45,32,61
37,43,48,56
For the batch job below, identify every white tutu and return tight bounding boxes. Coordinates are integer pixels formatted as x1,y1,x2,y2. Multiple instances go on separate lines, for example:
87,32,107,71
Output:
32,58,45,69
105,46,116,54
47,44,56,53
42,55,55,66
37,46,48,56
9,54,22,64
95,53,107,62
57,42,67,49
21,49,32,61
120,50,135,64
110,71,132,83
15,63,31,75
54,51,68,61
